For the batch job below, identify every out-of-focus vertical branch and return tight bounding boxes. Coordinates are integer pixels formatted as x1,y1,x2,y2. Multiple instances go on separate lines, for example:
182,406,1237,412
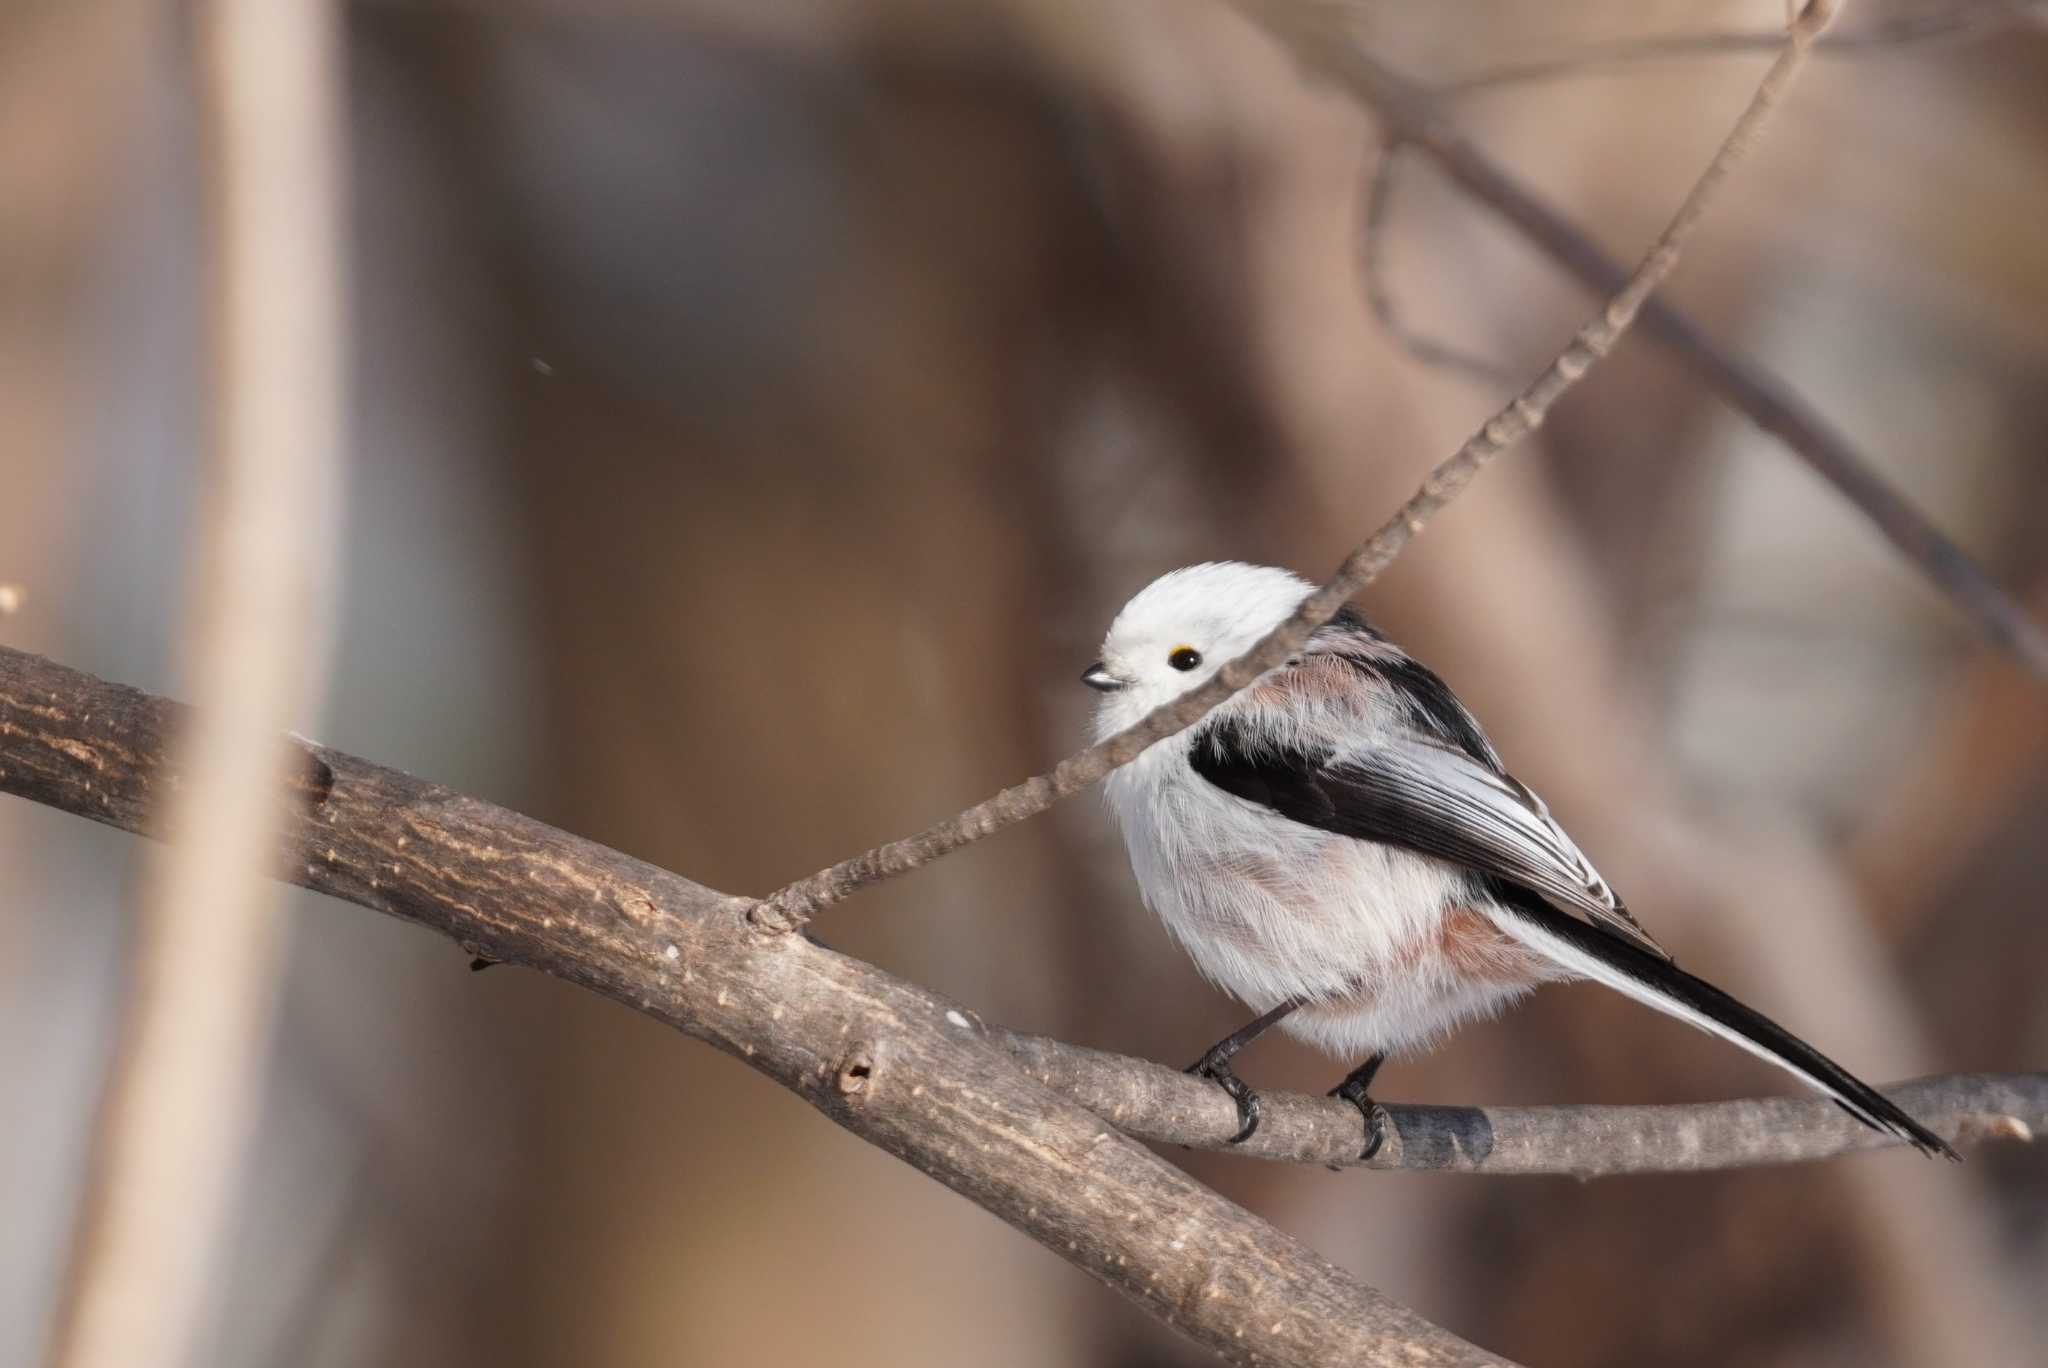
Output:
44,1,344,1365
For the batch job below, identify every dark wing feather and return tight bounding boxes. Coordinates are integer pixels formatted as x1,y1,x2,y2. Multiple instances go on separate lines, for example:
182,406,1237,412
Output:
1319,645,1503,772
1483,881,1953,1157
1190,713,1668,959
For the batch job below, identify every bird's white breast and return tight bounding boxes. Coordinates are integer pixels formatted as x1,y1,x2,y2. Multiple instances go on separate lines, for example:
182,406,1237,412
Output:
1103,731,1541,1058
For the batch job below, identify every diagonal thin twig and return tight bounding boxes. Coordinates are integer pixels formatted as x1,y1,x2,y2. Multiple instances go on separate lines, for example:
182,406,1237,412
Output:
1353,7,2031,386
1285,6,2048,677
758,0,1847,928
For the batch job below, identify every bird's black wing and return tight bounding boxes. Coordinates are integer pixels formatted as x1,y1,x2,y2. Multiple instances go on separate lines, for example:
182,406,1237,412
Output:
1189,711,1668,959
1190,662,1959,1157
1315,636,1504,773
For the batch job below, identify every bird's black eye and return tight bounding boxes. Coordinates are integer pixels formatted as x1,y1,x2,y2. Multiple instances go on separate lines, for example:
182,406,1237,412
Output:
1168,646,1202,672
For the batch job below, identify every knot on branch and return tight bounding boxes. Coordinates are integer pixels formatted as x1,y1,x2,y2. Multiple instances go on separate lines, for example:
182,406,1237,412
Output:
835,1041,879,1099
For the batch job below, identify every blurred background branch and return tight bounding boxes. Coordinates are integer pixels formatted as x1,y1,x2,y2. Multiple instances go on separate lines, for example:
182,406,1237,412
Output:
1441,0,2042,95
1266,1,2048,677
1357,141,1518,387
40,2,344,1366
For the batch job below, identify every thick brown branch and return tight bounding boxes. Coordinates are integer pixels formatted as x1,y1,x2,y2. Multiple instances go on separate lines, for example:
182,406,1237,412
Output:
759,1,1841,926
1251,1,2048,677
8,642,2033,1195
997,1032,2042,1175
0,645,1504,1368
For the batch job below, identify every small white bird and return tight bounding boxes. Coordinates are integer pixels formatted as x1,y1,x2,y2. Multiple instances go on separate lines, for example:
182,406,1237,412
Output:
1085,562,1952,1159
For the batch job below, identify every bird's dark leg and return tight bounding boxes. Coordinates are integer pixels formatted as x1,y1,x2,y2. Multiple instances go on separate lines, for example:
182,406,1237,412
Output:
1328,1053,1390,1160
1185,998,1302,1144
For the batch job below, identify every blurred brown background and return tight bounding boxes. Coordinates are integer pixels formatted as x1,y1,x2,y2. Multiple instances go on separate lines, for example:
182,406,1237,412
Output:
3,1,2045,1364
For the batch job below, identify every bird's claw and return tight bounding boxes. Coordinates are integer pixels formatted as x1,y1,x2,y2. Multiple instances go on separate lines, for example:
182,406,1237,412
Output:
1329,1076,1391,1161
1186,1050,1263,1144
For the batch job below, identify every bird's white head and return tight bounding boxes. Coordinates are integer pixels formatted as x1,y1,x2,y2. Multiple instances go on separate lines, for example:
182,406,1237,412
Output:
1083,561,1315,741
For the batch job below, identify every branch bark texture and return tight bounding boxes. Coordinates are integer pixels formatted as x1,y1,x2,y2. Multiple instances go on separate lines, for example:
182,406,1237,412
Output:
0,646,1504,1368
6,650,2037,1362
998,1032,2041,1175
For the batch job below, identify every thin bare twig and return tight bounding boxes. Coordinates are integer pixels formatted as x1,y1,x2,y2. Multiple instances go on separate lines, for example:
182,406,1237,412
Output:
1283,6,2048,677
1358,6,2028,387
758,0,1845,927
44,2,344,1365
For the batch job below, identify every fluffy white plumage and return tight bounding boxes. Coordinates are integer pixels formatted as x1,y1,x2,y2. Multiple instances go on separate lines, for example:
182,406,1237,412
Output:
1084,561,1953,1156
1092,563,1545,1058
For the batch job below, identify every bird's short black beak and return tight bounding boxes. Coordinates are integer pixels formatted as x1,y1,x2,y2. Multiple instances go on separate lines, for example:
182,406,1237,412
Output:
1081,661,1124,693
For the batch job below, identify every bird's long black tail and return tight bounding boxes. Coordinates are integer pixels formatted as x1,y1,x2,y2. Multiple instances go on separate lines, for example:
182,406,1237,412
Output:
1489,885,1957,1160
